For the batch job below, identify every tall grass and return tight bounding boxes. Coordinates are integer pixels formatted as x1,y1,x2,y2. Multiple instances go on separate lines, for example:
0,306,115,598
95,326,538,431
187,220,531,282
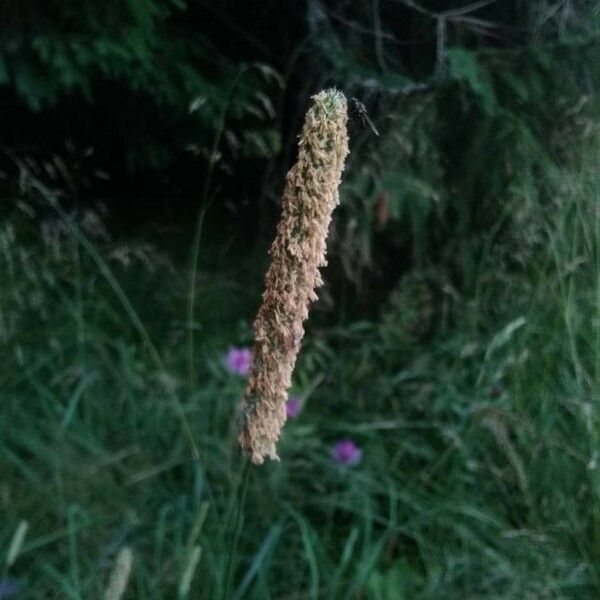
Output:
0,139,599,598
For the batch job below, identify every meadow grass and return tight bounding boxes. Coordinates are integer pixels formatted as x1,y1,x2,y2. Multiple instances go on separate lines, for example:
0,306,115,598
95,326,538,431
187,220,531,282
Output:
0,149,599,599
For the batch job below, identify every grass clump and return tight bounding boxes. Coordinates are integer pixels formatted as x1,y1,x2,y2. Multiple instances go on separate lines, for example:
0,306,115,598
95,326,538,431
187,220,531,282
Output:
0,139,599,598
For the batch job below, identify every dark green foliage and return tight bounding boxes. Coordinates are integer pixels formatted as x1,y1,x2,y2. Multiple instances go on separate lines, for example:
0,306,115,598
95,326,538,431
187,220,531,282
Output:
303,1,600,318
2,1,600,597
0,0,281,172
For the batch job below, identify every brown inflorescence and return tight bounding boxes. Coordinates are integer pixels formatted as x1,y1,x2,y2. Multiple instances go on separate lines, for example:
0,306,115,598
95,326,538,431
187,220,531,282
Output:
238,89,349,464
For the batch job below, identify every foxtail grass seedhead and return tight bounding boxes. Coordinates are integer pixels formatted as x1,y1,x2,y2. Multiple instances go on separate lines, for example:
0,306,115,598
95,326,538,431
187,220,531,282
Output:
238,89,349,464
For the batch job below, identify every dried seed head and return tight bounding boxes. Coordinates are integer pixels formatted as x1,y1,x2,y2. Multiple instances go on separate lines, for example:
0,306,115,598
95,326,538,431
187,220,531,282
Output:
104,547,133,600
238,89,349,464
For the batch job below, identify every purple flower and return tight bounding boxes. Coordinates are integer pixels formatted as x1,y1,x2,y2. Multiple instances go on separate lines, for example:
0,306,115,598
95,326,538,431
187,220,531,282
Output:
331,439,362,466
225,347,252,376
0,579,20,599
285,396,302,419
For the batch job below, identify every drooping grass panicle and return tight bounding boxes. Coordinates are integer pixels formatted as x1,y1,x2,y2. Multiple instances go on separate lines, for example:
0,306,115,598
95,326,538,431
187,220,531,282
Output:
104,547,133,600
238,89,349,464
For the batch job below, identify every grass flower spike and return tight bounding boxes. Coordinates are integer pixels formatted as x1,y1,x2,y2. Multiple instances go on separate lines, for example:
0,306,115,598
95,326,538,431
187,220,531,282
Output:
239,89,349,464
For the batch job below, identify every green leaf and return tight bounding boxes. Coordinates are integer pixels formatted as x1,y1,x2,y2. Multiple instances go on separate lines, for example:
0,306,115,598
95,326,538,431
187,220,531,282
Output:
447,48,498,115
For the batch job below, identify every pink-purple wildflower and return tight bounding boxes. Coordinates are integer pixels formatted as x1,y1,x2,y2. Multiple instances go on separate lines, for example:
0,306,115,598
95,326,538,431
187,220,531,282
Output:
285,395,302,419
331,439,362,466
225,346,252,376
0,579,20,599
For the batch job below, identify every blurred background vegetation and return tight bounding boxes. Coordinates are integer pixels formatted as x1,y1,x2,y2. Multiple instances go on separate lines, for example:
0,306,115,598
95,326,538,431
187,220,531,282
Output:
1,1,600,598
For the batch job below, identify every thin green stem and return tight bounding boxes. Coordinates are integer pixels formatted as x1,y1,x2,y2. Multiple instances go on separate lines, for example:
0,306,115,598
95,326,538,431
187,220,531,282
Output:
222,461,251,600
30,176,200,460
187,66,248,389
